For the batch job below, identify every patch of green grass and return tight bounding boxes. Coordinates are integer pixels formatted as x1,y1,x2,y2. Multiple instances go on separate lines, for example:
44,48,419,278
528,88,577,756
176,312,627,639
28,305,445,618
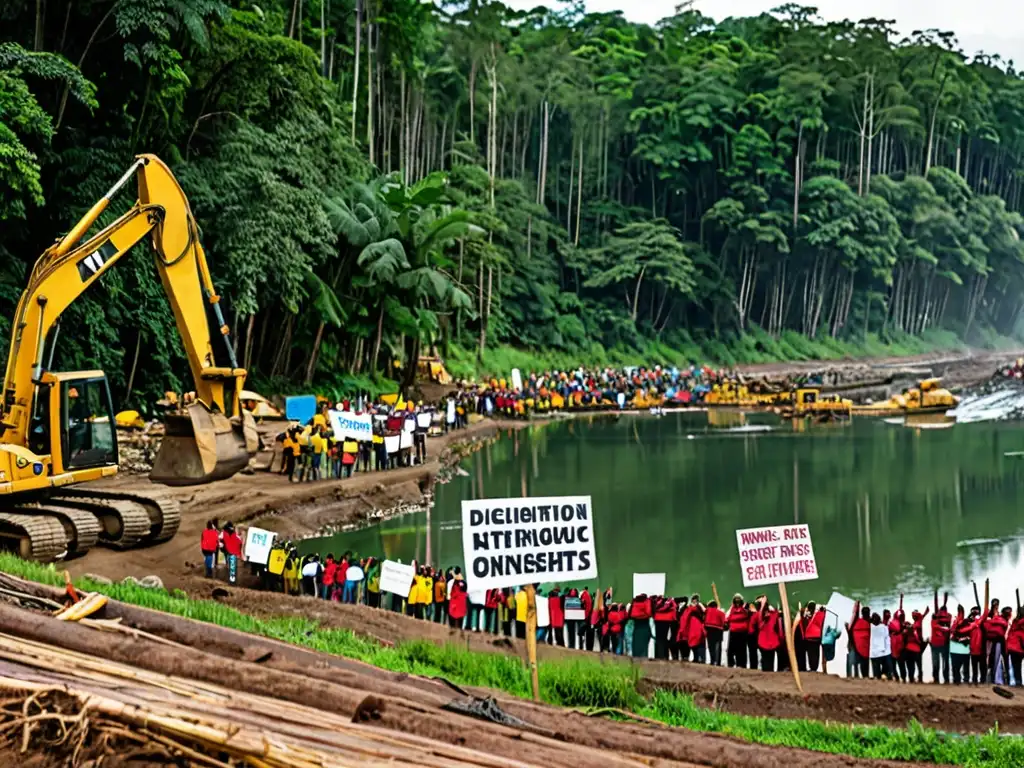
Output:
2,552,1021,765
642,690,1024,768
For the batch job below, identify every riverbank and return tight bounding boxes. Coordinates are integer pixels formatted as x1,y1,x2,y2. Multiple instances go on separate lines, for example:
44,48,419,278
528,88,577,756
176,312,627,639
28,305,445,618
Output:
69,349,1020,593
0,562,1020,767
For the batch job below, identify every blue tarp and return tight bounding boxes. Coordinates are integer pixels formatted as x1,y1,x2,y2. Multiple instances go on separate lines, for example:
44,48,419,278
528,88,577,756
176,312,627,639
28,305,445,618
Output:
285,395,317,424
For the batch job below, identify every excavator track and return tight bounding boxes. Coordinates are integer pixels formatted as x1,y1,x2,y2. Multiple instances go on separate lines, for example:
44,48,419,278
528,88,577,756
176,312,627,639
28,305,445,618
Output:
9,504,101,559
0,513,68,562
53,489,182,544
44,496,153,550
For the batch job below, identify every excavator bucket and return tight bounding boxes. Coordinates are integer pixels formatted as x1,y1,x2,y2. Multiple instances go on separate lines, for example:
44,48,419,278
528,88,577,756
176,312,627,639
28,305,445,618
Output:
150,404,257,486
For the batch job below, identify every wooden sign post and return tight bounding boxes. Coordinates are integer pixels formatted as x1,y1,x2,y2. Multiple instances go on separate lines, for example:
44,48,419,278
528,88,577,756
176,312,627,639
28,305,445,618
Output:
736,524,818,693
778,585,802,693
524,585,540,702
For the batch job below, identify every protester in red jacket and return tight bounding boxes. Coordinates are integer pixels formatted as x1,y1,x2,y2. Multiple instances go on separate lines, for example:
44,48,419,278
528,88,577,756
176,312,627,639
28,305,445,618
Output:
746,601,761,670
548,588,565,647
221,522,243,585
930,591,952,684
802,603,826,672
686,601,707,663
902,607,929,683
628,594,653,657
448,579,468,629
704,600,726,667
965,607,986,684
1007,610,1024,688
652,596,678,660
200,520,219,578
849,601,872,679
726,595,750,669
606,603,627,655
756,598,782,672
984,604,1012,684
321,554,337,601
676,595,700,661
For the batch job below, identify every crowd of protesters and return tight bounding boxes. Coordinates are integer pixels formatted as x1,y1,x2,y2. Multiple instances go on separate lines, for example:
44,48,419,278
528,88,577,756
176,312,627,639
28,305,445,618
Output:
203,526,1024,687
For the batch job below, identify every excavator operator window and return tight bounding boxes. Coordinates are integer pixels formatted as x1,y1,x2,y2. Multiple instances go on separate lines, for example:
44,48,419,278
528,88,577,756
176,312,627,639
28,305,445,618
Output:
61,377,117,470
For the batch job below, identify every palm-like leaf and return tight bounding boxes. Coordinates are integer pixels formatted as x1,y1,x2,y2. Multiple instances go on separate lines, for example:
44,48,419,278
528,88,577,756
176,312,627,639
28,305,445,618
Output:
358,239,410,283
304,271,347,327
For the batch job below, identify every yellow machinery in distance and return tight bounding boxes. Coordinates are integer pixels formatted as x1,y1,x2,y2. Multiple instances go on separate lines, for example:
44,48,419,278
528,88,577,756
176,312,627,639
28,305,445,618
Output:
0,155,257,561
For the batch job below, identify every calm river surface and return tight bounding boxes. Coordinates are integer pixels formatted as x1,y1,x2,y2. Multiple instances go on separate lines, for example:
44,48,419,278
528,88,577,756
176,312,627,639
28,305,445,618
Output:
302,413,1024,612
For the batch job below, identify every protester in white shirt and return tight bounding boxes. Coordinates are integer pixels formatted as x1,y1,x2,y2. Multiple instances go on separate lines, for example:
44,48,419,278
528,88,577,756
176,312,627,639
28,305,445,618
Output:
869,613,893,680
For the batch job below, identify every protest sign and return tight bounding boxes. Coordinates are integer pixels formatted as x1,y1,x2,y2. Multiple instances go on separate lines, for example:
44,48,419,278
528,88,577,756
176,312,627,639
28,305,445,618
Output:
461,495,598,592
403,416,416,433
633,572,666,598
446,400,456,423
328,410,373,441
535,593,550,627
379,560,415,597
563,596,585,621
511,368,523,392
384,435,400,455
399,430,413,450
416,412,432,429
737,523,818,693
243,526,276,565
735,523,818,588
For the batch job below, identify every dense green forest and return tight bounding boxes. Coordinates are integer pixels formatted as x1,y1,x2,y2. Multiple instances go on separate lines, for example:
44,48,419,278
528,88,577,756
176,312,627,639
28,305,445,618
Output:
4,1,1024,402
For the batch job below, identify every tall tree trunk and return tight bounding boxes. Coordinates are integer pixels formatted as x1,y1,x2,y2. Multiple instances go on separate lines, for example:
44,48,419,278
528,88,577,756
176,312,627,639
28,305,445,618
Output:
243,313,256,371
304,322,326,385
125,330,142,402
574,133,584,247
34,0,45,50
366,21,374,164
289,0,302,38
319,0,327,76
351,0,362,141
371,304,384,373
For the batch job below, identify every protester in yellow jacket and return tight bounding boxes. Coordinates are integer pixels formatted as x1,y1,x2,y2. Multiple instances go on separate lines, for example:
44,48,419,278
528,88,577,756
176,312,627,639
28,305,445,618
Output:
515,588,529,639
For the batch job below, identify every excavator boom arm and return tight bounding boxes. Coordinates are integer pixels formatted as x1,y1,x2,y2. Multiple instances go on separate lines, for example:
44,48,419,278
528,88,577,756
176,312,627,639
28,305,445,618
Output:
1,155,255,485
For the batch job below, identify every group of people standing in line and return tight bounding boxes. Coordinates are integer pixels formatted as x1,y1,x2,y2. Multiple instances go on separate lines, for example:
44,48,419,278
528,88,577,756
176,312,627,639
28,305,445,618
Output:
845,592,1024,686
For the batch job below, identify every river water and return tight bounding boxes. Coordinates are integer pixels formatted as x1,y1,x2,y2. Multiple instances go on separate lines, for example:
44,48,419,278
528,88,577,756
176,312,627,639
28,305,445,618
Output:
301,411,1024,614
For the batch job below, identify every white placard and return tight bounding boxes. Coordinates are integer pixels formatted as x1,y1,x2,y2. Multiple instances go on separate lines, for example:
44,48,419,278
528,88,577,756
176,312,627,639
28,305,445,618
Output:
468,588,487,605
328,410,373,441
446,400,456,423
632,572,666,598
535,593,550,627
379,560,415,597
385,435,400,454
403,417,416,433
399,430,413,449
416,412,432,428
243,526,276,565
735,524,818,588
511,368,523,391
461,495,597,592
564,596,585,621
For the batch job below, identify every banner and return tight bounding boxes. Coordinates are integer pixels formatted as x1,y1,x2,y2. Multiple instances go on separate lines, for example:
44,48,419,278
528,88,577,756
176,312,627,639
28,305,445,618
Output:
735,524,818,588
632,572,666,598
379,560,415,597
328,410,373,441
461,495,598,592
243,526,276,565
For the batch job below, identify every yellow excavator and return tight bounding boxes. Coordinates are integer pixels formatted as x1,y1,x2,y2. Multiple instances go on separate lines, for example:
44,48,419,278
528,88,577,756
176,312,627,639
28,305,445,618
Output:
0,155,257,561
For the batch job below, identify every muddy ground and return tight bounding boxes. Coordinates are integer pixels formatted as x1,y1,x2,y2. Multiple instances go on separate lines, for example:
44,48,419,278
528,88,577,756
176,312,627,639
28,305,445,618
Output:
49,350,1024,739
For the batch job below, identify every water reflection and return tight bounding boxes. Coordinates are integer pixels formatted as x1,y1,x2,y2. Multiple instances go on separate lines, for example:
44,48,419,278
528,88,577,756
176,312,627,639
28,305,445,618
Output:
302,413,1024,613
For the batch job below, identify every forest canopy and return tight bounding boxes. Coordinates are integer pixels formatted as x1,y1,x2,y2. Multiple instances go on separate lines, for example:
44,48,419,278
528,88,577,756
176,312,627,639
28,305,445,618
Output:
3,0,1024,402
